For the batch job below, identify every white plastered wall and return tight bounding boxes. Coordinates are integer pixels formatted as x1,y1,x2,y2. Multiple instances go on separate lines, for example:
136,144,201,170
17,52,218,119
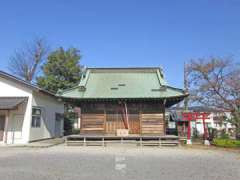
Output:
30,91,64,141
194,113,214,135
0,77,32,144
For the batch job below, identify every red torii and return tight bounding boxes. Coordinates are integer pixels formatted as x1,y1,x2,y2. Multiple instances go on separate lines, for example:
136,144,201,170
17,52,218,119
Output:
182,112,210,144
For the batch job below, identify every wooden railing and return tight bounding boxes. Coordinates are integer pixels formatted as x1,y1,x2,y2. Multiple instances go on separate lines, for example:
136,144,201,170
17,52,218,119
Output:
65,135,179,147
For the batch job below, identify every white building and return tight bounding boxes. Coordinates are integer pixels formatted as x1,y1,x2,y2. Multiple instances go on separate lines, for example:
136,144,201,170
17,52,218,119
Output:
194,111,233,134
0,71,64,145
167,106,234,137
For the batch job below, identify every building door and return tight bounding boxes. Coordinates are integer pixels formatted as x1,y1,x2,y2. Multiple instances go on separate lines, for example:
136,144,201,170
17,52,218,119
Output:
55,113,63,137
106,109,125,134
0,116,6,141
105,103,140,135
11,115,24,144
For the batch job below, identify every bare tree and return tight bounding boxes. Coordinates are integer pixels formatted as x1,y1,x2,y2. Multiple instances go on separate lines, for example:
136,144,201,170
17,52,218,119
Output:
8,38,49,82
186,57,240,139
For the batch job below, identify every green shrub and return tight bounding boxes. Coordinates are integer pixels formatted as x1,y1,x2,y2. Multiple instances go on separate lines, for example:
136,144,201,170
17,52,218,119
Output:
213,138,240,148
220,130,229,139
64,112,78,135
72,128,80,134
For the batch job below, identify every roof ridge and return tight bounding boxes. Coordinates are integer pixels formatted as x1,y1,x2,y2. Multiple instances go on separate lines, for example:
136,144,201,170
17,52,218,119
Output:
87,67,161,69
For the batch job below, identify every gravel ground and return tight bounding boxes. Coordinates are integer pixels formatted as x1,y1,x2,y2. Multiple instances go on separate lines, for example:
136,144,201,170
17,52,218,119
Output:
0,145,239,180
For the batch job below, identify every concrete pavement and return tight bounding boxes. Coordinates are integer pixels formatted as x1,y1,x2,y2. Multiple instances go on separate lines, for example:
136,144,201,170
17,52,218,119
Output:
0,145,239,180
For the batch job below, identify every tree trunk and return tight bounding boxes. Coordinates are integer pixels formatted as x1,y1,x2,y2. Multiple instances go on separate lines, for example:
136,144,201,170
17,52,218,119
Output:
235,124,240,140
232,111,240,140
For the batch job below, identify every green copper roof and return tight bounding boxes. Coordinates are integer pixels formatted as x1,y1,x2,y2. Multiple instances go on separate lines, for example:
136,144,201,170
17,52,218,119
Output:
58,67,187,100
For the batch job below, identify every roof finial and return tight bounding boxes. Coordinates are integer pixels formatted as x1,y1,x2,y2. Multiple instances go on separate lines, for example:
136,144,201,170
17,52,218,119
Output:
159,66,165,78
81,65,87,79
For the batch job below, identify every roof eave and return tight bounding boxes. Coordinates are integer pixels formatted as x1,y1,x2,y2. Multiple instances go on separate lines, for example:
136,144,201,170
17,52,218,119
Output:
0,70,56,97
58,94,187,101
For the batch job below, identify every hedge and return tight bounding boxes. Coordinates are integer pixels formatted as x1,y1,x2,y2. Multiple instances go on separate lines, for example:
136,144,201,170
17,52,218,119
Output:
213,138,240,148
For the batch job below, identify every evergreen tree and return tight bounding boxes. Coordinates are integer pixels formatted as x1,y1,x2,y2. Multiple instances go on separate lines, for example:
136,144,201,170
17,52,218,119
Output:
37,47,81,93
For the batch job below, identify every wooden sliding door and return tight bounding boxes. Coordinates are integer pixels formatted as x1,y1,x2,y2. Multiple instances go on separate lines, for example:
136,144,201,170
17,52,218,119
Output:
80,103,105,134
140,103,164,135
79,102,164,136
105,103,140,135
105,104,124,134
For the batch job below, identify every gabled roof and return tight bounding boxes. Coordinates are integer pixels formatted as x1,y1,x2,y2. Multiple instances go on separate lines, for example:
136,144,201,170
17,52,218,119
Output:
0,70,55,97
58,67,188,101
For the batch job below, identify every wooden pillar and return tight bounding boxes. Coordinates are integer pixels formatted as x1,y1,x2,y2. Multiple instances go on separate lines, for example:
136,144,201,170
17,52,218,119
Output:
79,105,83,134
139,103,142,135
74,107,81,129
4,110,9,144
163,99,166,135
103,104,106,134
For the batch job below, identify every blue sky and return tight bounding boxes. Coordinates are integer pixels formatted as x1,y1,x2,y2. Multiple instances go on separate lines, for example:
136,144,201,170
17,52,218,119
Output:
0,0,240,88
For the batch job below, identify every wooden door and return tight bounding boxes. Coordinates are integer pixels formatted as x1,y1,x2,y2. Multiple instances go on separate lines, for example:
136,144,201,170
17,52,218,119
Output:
0,116,5,141
128,112,140,134
81,114,105,134
105,104,141,135
141,113,164,135
80,103,105,134
106,110,125,134
55,113,63,137
140,103,164,135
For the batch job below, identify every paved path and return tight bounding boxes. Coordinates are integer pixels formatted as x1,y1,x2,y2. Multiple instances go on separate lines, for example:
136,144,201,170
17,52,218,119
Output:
0,145,239,180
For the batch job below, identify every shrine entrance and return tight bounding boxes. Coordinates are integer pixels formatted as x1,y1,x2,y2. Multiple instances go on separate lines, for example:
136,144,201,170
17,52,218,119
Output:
182,112,210,145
